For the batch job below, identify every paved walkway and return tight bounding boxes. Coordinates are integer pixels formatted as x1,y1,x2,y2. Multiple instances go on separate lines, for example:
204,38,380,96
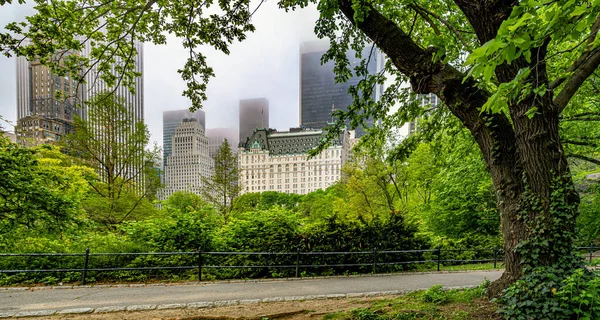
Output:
0,271,501,317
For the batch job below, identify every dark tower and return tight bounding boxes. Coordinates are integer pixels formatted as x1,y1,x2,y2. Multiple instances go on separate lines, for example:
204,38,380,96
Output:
239,98,269,143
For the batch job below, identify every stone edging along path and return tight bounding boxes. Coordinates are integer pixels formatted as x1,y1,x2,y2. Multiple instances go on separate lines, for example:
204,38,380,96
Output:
0,285,479,318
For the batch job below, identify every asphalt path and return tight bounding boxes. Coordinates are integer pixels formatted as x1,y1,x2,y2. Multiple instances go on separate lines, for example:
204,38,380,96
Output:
0,271,502,314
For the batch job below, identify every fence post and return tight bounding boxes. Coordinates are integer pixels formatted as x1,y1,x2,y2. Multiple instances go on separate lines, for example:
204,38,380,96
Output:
372,247,377,274
198,246,203,282
295,247,300,278
590,243,594,265
81,248,90,285
436,247,441,272
493,247,498,269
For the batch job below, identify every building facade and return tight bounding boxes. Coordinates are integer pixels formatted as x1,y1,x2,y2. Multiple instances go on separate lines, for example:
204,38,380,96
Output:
299,42,381,137
163,118,214,199
238,127,354,195
83,41,145,188
163,109,206,163
15,54,83,146
206,127,238,159
239,98,269,144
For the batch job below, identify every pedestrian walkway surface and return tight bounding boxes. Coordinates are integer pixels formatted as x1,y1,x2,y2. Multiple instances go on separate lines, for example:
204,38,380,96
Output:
0,271,502,317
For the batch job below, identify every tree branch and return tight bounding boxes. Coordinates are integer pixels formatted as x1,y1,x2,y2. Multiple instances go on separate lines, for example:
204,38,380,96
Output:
553,16,600,111
567,153,600,166
553,47,600,111
409,3,472,51
563,139,599,147
408,4,441,36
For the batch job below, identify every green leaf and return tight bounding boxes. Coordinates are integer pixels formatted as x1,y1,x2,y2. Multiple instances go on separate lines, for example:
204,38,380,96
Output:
570,5,587,17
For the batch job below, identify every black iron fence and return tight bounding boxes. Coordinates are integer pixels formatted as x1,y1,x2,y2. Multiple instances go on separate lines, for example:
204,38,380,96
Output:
0,246,598,286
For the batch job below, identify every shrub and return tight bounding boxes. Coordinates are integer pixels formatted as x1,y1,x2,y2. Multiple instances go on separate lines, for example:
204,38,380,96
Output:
498,267,600,319
422,284,448,304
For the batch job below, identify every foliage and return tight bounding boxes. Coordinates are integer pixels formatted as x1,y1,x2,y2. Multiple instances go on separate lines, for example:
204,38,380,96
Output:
202,139,241,218
555,269,600,319
421,285,448,305
212,207,300,278
122,200,221,252
163,191,208,214
0,137,82,235
409,122,500,247
498,268,600,320
231,191,303,214
497,176,589,319
576,180,600,244
62,92,161,227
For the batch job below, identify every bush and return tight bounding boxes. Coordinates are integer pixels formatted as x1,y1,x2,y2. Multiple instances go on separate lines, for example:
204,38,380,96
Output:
422,284,448,304
498,267,600,319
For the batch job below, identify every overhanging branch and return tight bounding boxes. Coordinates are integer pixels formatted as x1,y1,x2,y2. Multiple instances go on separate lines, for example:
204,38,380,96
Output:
553,16,600,112
567,153,600,166
553,46,600,111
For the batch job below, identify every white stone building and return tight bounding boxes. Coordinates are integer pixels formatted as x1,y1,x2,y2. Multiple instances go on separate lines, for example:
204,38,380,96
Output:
162,118,213,199
238,127,354,195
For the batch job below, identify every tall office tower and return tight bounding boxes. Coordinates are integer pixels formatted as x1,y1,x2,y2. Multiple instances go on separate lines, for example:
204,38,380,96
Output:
163,118,214,199
238,127,354,195
82,41,145,187
163,109,206,163
239,98,269,144
299,42,380,137
15,54,84,146
206,128,238,159
82,41,144,122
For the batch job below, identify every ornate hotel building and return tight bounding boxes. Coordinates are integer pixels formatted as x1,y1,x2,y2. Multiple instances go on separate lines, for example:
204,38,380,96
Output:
162,118,214,199
238,127,355,195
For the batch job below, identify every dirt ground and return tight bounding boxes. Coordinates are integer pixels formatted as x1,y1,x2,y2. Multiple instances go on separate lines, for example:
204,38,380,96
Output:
36,296,390,320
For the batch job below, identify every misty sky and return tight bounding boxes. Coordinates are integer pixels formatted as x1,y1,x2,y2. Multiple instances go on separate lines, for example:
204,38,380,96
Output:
0,1,323,147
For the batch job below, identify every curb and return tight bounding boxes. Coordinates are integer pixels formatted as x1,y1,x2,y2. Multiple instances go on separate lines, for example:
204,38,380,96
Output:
0,269,503,292
0,285,478,318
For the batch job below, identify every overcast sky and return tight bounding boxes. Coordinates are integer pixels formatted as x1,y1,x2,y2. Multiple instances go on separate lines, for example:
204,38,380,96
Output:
0,1,323,147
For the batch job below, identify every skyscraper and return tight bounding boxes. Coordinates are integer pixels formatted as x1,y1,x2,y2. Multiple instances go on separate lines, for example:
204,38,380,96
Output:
206,128,238,159
163,118,213,199
81,41,145,188
15,54,83,146
82,41,144,123
239,98,269,144
15,41,146,188
299,41,380,137
163,109,206,163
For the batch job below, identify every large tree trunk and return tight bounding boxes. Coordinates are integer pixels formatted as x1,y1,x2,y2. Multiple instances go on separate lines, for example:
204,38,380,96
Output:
335,0,584,296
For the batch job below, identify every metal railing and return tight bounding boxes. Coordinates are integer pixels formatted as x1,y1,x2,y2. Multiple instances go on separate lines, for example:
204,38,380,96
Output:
0,246,597,285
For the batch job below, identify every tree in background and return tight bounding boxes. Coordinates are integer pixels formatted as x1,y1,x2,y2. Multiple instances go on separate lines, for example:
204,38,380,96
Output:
62,92,160,228
202,139,241,219
0,135,89,240
407,117,500,248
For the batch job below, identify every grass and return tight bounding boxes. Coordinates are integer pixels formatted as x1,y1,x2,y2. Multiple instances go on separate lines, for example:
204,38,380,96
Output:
323,283,500,320
410,262,500,273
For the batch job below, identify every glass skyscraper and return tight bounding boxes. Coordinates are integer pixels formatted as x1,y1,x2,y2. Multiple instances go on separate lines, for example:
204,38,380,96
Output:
299,42,381,137
239,98,269,144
